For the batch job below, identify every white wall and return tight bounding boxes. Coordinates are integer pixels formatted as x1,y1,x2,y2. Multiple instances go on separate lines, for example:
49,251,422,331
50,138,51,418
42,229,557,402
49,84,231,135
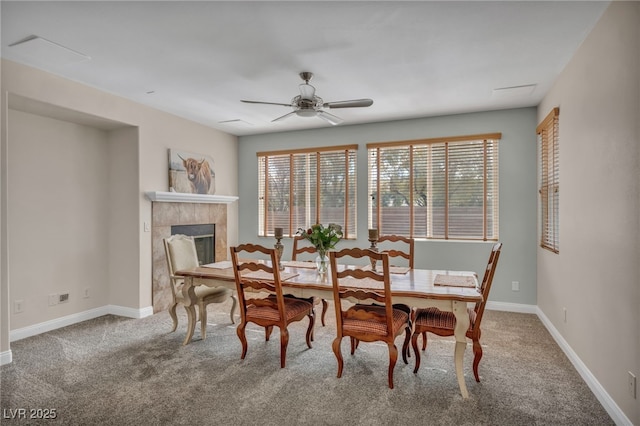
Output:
537,2,639,424
239,107,538,307
108,127,140,308
7,110,112,328
0,58,7,361
0,59,239,359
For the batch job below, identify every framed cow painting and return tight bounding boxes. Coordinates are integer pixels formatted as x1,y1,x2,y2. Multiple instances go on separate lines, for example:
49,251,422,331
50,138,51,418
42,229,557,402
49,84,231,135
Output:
168,149,216,195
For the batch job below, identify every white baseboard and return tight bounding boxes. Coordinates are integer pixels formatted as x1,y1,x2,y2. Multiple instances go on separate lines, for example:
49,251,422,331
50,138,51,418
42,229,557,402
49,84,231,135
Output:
486,300,537,314
535,307,632,426
9,305,154,343
0,349,12,366
107,304,154,319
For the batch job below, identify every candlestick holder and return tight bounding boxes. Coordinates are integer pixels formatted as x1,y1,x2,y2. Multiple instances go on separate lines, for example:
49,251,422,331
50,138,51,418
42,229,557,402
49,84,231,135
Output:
274,237,285,271
368,237,379,271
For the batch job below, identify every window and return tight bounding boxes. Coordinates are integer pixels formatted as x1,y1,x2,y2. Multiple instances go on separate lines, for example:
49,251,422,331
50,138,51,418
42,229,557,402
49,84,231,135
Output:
257,145,357,238
367,133,500,241
537,107,559,253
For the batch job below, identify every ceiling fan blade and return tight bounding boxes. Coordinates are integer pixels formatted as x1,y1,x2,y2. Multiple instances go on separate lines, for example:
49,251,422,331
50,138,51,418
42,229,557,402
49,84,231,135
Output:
241,100,291,107
316,110,344,125
324,99,374,109
299,83,316,100
271,111,297,122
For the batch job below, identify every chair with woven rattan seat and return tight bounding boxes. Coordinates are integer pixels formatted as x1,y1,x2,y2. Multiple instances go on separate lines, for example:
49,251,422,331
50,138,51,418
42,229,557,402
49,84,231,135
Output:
230,243,315,368
329,247,412,389
163,234,237,345
411,242,502,382
377,234,415,269
291,234,329,326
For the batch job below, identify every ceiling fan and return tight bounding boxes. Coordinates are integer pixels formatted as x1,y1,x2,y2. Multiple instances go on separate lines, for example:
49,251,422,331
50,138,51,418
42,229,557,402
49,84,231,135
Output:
241,72,373,125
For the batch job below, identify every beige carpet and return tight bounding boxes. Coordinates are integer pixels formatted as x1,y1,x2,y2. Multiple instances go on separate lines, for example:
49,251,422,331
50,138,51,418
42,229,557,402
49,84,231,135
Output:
1,300,614,425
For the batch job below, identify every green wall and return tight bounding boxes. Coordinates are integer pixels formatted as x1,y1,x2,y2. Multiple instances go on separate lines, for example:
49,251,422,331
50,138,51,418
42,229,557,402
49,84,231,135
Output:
238,107,537,307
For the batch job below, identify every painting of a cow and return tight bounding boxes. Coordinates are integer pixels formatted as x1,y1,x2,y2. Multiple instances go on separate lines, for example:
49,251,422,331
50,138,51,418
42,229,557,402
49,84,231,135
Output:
168,150,216,195
179,155,211,194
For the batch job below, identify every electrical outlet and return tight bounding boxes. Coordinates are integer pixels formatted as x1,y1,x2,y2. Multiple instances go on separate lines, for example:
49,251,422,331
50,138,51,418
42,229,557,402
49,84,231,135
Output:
563,307,567,323
83,287,90,298
48,294,58,306
14,300,24,314
629,372,637,399
59,293,69,303
511,281,520,291
144,221,150,232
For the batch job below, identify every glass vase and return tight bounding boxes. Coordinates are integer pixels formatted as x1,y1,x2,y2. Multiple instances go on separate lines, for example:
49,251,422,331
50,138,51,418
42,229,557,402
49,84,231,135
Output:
315,249,329,274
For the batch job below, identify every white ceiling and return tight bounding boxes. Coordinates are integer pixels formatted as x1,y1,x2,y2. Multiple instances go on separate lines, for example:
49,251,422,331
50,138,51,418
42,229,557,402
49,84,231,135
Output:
1,1,610,137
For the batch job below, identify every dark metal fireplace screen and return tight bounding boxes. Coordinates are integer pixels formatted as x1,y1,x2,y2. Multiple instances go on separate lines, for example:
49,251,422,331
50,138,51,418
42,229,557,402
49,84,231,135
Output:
170,224,215,265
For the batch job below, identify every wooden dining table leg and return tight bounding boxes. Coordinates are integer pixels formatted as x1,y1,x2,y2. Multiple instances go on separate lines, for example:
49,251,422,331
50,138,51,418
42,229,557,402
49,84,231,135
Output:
452,300,470,399
180,276,199,346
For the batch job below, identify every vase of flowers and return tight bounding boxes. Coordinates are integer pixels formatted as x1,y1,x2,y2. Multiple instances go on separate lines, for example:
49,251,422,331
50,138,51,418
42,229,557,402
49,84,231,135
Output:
296,223,343,274
315,249,329,274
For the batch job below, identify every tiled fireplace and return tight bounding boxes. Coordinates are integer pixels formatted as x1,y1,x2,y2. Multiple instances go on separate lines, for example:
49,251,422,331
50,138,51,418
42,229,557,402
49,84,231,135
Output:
148,192,237,313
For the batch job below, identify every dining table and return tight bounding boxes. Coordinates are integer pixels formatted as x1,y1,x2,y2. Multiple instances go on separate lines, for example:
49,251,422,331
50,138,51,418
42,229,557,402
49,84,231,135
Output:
175,260,482,398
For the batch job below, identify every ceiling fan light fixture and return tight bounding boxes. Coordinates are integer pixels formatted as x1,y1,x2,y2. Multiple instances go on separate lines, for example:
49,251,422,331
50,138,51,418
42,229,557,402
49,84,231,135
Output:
295,109,317,118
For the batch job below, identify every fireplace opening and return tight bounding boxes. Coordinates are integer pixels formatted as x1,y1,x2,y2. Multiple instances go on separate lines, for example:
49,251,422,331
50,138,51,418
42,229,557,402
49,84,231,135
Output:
171,224,215,265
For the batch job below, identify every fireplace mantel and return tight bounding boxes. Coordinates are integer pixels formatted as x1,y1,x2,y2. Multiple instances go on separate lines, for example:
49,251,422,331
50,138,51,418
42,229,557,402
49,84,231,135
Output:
145,191,238,204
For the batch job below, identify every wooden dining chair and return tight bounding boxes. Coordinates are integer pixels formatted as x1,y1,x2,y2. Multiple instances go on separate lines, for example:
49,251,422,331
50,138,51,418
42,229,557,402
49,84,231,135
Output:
351,234,415,355
329,248,412,389
291,234,317,259
230,243,315,368
377,235,415,268
292,235,329,326
163,234,237,345
411,242,502,382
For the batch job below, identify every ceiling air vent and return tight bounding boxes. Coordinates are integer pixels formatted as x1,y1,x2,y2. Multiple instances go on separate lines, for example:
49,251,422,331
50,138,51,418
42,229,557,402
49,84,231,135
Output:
9,35,91,66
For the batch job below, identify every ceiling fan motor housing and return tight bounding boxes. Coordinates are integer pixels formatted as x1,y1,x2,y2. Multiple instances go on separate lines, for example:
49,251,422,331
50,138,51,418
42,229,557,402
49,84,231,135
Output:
292,95,323,114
